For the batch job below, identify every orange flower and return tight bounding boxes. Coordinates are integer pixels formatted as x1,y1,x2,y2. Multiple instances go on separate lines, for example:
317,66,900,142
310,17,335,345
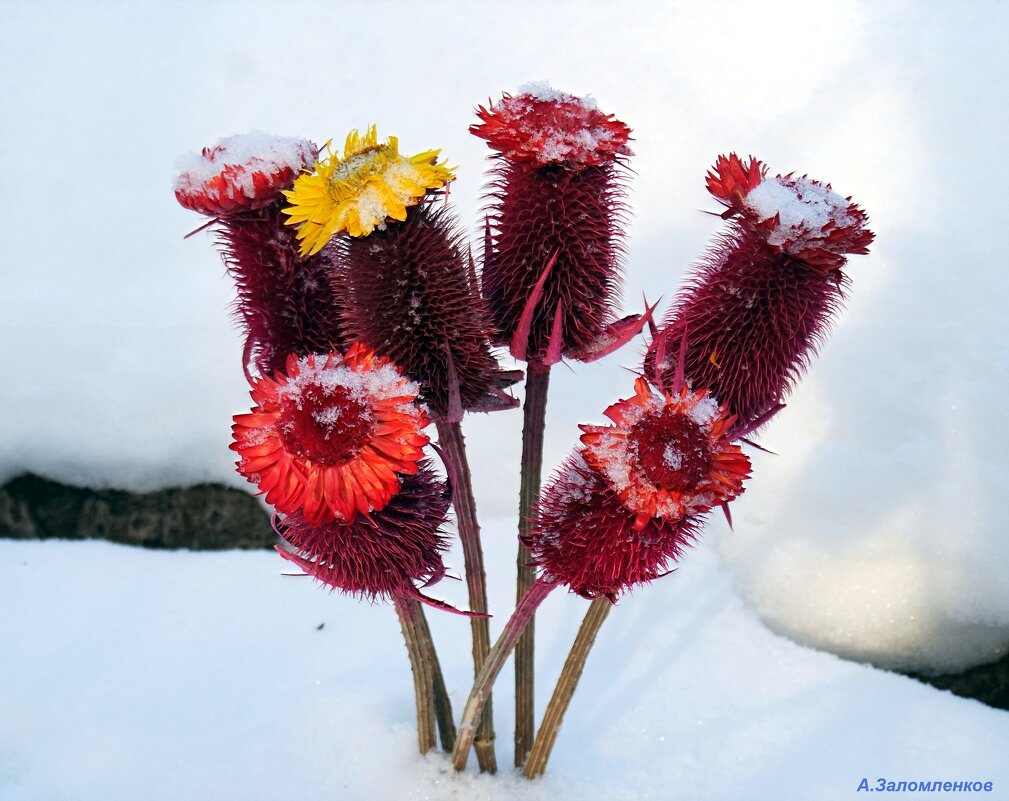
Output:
579,376,750,531
231,344,429,525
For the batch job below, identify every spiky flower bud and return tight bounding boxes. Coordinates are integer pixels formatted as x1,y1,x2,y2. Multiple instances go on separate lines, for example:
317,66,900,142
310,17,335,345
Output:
648,154,874,427
339,199,519,419
174,132,348,377
526,377,750,600
473,83,644,365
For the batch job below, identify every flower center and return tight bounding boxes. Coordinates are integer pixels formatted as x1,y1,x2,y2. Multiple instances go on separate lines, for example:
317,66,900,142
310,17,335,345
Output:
328,145,392,197
629,409,711,492
278,382,373,465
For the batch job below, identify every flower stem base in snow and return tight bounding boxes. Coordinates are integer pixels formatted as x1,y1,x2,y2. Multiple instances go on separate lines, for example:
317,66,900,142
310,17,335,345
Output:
435,419,497,772
414,600,456,751
394,595,437,753
524,597,612,777
452,577,556,771
515,362,551,767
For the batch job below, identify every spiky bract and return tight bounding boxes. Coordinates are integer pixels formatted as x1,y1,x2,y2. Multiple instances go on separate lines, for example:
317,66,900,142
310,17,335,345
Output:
216,205,348,377
526,454,703,601
276,462,451,603
481,158,628,363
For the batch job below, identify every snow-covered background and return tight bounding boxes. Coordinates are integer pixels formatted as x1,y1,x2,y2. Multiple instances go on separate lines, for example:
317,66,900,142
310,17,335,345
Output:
2,1,1008,798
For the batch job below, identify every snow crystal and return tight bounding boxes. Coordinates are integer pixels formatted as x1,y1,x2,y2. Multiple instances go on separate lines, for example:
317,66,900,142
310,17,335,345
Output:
311,405,341,434
662,443,683,470
744,176,853,248
517,80,599,110
686,395,720,428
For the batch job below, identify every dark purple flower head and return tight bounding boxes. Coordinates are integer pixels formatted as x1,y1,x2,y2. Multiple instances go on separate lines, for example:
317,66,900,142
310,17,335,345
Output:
337,198,519,420
526,376,750,602
526,453,704,602
647,154,875,428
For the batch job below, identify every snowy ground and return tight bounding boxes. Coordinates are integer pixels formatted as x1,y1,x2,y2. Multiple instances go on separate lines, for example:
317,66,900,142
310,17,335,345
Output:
3,1,1009,798
3,533,1008,801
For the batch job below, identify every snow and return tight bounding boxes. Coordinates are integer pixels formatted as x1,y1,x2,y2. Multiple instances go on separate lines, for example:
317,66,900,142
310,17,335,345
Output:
517,80,600,110
2,535,1007,801
744,175,855,248
2,2,1009,791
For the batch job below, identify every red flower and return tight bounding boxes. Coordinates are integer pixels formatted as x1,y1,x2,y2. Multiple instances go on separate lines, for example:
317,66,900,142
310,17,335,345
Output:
647,154,875,427
474,84,644,365
275,462,453,606
231,345,429,526
526,377,750,601
579,377,750,531
175,132,316,217
472,82,632,168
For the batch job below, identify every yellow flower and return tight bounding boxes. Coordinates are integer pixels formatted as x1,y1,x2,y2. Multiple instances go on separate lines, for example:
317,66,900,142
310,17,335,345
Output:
282,125,455,256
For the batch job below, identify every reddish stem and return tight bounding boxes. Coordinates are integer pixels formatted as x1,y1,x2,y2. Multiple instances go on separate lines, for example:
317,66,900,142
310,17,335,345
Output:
515,361,551,766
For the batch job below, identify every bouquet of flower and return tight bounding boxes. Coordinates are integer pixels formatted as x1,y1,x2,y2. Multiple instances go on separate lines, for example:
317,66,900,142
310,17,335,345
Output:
174,83,873,778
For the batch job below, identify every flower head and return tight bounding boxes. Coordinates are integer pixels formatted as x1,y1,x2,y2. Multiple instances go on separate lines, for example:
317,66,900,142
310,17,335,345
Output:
282,126,455,256
174,132,316,217
579,376,750,531
475,84,638,364
339,199,519,418
275,462,452,605
231,344,429,525
472,82,632,168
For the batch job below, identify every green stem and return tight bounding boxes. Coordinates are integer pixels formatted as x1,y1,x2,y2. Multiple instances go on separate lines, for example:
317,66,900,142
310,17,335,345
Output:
524,597,612,777
515,361,551,767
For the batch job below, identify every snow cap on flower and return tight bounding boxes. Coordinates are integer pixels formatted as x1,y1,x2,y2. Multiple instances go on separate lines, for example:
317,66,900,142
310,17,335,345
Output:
339,200,519,419
282,126,455,256
471,81,632,168
174,132,316,217
231,344,429,526
579,376,750,531
707,153,874,270
276,462,453,607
